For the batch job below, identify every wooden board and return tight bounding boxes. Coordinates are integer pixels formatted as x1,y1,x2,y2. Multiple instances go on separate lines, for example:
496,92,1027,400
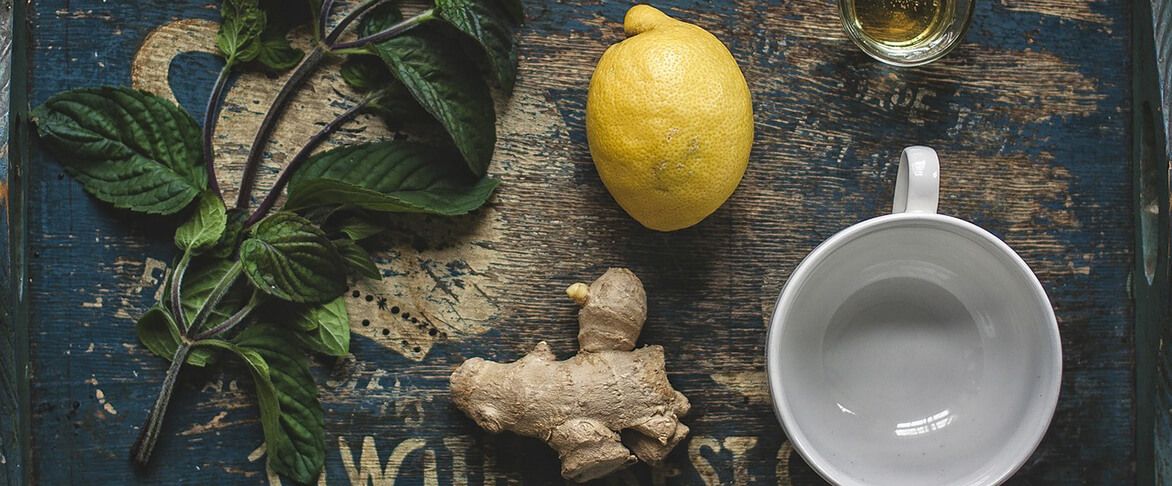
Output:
1135,0,1172,483
1,0,31,483
5,0,1139,483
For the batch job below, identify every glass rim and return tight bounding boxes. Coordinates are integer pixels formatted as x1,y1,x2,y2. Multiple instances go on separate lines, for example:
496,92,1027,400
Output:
838,0,976,67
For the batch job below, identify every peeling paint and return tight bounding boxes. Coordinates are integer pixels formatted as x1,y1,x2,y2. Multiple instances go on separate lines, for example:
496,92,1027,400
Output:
95,388,117,415
710,371,771,406
180,411,231,436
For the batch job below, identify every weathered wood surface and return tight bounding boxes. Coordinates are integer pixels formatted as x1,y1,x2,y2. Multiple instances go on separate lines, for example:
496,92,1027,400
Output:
16,0,1135,484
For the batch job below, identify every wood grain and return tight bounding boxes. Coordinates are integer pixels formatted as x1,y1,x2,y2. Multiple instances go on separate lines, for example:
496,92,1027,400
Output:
19,0,1135,484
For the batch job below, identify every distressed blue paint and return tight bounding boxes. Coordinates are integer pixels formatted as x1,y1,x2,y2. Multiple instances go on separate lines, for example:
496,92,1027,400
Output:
168,52,228,123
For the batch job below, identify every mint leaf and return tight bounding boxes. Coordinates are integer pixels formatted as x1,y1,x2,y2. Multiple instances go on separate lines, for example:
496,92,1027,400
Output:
299,205,341,226
249,0,320,71
216,0,267,65
208,208,247,259
135,307,213,367
435,0,518,92
293,297,350,356
254,29,304,71
240,212,348,303
367,85,438,130
285,141,498,215
181,258,249,332
222,327,325,485
175,192,228,254
341,48,434,128
339,56,435,125
362,9,497,177
253,0,318,70
340,55,392,92
331,212,386,241
31,87,207,215
333,239,380,279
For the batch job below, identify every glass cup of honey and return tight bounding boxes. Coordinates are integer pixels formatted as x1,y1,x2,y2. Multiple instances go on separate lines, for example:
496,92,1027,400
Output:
839,0,975,66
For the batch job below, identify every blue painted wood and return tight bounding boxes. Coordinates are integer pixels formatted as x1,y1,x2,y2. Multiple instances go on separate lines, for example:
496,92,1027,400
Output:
13,0,1138,484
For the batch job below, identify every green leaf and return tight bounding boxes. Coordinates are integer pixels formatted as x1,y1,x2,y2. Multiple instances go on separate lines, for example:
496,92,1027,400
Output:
333,239,381,279
240,212,348,304
31,87,207,215
362,9,497,177
175,192,228,254
331,212,386,241
135,307,213,367
285,141,498,215
304,0,325,38
251,0,318,70
181,258,249,332
367,84,438,130
255,28,305,71
208,208,247,259
293,297,351,356
299,205,342,226
225,327,325,485
435,0,518,92
339,10,439,128
217,0,267,65
341,43,433,126
340,55,392,92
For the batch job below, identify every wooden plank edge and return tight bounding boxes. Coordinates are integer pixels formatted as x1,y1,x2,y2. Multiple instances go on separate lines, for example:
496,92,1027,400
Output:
0,0,31,485
1134,0,1172,484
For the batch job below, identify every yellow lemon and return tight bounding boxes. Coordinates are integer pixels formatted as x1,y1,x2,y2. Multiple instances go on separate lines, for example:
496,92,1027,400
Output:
586,5,753,232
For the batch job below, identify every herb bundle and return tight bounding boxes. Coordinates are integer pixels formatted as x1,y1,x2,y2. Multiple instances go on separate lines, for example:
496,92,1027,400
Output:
30,0,521,483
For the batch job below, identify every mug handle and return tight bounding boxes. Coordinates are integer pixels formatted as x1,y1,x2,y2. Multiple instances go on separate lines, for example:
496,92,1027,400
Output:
892,146,940,214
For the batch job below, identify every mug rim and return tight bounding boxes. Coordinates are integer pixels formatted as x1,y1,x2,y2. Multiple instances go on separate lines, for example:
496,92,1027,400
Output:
765,212,1062,486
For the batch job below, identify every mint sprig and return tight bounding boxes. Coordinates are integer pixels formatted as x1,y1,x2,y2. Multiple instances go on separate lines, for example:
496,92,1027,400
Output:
31,0,523,483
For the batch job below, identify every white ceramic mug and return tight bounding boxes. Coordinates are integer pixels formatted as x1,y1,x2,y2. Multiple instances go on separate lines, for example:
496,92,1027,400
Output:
766,147,1062,486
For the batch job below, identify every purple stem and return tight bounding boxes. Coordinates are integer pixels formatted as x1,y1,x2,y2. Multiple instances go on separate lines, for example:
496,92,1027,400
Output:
202,65,232,197
130,343,190,468
318,0,335,36
170,251,191,332
244,97,370,227
324,0,385,45
192,292,259,340
234,45,327,210
330,9,433,51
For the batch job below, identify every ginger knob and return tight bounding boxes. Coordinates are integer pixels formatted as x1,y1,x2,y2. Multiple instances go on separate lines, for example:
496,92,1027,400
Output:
566,282,590,305
572,268,647,352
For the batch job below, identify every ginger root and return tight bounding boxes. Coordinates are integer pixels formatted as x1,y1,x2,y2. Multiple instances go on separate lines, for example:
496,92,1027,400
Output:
449,268,690,482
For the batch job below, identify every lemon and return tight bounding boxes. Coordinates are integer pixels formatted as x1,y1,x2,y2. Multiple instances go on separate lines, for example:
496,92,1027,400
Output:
586,5,754,232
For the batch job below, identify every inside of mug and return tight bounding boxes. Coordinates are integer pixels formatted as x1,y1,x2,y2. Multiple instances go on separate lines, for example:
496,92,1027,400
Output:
773,217,1061,486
